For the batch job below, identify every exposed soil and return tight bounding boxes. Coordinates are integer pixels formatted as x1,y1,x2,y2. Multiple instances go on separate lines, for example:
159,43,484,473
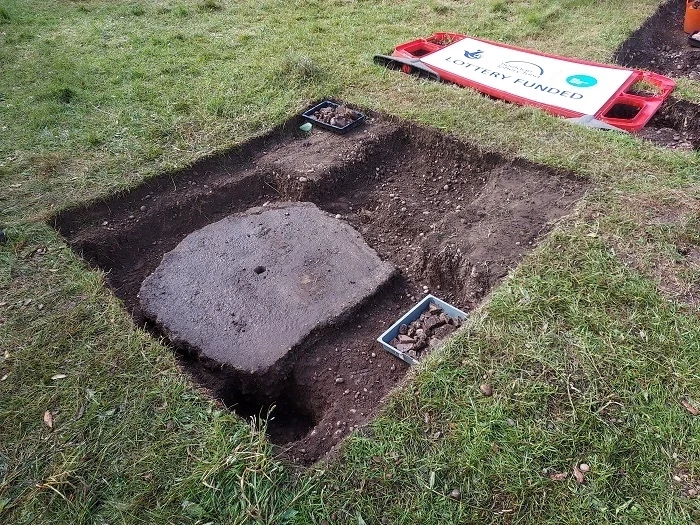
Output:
638,97,700,149
614,0,700,79
611,0,700,148
53,107,588,465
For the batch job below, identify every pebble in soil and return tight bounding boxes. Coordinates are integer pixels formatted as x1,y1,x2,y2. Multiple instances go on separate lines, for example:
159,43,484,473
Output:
389,302,462,360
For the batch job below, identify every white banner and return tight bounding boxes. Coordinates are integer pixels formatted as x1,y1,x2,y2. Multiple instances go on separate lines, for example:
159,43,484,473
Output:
421,38,633,115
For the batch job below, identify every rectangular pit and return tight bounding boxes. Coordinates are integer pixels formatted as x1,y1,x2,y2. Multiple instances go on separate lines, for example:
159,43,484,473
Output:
53,107,589,464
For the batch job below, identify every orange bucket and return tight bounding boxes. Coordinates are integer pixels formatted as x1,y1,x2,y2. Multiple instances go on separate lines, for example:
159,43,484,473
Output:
685,0,700,33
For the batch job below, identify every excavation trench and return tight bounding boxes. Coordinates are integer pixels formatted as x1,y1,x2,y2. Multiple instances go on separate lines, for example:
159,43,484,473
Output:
614,0,699,79
53,108,588,464
638,97,700,150
613,0,700,149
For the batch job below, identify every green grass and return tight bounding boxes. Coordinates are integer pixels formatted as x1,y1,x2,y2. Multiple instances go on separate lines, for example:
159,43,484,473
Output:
1,0,699,523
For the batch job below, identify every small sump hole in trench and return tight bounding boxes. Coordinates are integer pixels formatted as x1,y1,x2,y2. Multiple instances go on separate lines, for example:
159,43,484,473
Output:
147,322,321,447
220,386,317,445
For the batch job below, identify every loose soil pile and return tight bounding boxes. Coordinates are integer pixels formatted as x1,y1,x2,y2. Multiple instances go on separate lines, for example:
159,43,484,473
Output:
53,106,588,464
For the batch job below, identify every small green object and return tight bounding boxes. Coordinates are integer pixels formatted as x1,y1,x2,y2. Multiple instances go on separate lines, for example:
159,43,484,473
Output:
299,122,312,132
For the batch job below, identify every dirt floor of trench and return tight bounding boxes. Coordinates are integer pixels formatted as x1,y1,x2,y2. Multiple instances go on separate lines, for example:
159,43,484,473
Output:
614,0,700,80
53,108,588,464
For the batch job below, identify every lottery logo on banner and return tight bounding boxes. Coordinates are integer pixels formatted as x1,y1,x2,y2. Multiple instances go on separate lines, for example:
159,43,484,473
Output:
463,49,484,60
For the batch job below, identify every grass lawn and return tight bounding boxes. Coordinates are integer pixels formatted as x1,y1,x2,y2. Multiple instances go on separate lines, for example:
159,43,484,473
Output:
1,0,699,523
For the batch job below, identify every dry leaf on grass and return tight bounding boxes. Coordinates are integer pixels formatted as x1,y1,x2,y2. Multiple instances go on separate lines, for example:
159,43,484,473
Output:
43,410,53,429
549,472,568,481
51,374,66,380
573,465,585,484
681,399,700,416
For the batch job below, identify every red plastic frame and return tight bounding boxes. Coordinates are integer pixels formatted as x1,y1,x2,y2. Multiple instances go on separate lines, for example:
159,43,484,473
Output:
391,33,675,132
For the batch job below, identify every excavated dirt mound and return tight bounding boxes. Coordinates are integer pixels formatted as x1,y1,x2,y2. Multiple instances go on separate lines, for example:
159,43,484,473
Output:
54,107,588,464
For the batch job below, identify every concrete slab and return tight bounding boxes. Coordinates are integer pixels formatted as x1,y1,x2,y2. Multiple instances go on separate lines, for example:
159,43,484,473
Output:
139,202,395,373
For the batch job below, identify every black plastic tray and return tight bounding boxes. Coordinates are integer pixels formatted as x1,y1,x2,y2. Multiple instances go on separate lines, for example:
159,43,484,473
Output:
302,101,366,134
